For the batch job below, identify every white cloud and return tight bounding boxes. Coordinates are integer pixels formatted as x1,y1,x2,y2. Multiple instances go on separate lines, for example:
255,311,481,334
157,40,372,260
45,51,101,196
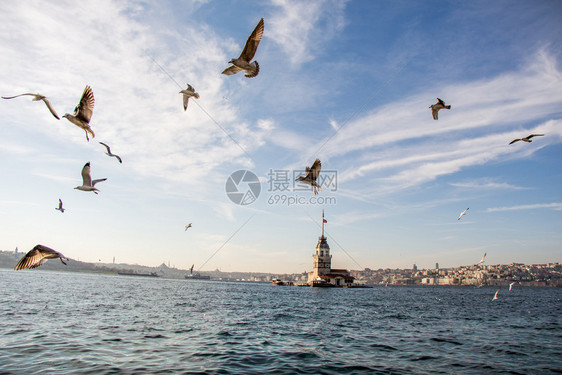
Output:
0,1,271,196
449,179,531,191
487,203,562,213
315,51,562,195
268,0,348,65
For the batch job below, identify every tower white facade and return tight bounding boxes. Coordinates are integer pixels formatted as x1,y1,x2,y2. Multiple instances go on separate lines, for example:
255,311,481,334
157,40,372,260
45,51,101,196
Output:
308,210,331,282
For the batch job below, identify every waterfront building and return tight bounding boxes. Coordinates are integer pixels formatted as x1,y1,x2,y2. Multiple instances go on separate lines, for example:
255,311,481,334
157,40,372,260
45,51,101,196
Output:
307,211,355,287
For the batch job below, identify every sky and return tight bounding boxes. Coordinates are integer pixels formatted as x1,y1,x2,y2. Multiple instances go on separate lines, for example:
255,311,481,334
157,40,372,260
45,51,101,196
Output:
0,0,561,274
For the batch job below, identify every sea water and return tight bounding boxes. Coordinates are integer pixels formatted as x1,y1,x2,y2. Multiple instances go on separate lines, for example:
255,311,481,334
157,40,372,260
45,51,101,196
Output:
0,269,560,374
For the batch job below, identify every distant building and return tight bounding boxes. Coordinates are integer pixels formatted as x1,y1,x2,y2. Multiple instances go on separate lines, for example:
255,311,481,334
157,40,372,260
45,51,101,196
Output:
307,211,355,287
435,263,439,270
412,264,417,271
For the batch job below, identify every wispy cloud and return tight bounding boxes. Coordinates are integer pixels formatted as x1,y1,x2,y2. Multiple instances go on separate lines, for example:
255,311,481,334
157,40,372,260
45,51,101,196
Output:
487,203,562,212
0,1,270,195
268,0,348,65
317,51,562,195
449,178,531,191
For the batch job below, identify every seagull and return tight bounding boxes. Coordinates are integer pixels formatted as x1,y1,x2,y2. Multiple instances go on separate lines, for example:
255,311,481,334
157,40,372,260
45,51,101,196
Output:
509,282,516,291
296,158,322,195
509,134,544,144
62,85,95,141
2,93,60,120
74,162,107,194
492,289,499,301
14,244,68,270
476,252,487,265
99,142,122,163
55,198,65,213
185,223,192,231
179,84,199,111
222,18,264,78
458,208,469,221
429,98,451,120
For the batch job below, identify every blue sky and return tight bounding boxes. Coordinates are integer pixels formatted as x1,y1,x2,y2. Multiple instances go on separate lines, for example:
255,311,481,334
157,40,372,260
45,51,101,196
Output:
1,0,561,273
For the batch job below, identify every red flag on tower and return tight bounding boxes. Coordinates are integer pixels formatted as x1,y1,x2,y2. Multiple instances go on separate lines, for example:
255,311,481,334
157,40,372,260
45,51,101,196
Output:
323,218,327,223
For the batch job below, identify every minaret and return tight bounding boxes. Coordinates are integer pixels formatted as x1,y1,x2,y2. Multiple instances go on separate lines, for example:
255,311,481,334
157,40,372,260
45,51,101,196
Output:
309,210,331,282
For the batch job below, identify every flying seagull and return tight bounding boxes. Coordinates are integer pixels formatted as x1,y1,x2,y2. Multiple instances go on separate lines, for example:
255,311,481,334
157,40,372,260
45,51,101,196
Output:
55,198,65,213
2,93,60,120
509,134,544,144
429,98,451,120
179,84,199,111
296,158,322,195
222,18,264,78
492,289,499,301
458,208,469,221
185,223,192,231
476,252,487,265
14,244,68,270
99,142,122,163
62,85,95,141
75,162,107,194
509,282,516,291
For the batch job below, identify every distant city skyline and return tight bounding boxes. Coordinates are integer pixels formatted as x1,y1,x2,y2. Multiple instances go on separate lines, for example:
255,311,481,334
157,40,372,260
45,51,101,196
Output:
0,1,561,273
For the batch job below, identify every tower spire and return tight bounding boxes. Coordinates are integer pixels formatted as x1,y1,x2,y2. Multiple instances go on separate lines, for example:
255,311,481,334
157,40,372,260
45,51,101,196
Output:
322,209,325,237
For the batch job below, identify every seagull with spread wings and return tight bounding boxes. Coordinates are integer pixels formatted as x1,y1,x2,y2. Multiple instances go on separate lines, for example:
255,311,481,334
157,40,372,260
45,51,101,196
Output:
55,198,65,213
458,207,469,221
296,159,322,195
476,252,487,266
492,289,500,301
429,98,451,120
62,85,95,141
14,244,68,270
74,162,107,194
185,223,192,231
222,18,264,78
99,142,122,163
509,134,544,144
2,93,60,119
179,84,199,111
509,282,516,291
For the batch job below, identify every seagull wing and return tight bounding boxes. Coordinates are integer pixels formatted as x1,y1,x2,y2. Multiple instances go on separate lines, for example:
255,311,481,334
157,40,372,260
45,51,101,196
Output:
437,98,445,106
113,154,122,163
240,18,264,62
2,93,36,99
41,97,60,120
477,252,486,264
58,199,63,209
99,142,111,154
509,139,521,144
309,159,322,181
92,178,107,187
182,94,189,110
14,245,63,270
527,134,544,140
75,86,95,124
431,106,439,120
222,65,244,75
81,162,93,186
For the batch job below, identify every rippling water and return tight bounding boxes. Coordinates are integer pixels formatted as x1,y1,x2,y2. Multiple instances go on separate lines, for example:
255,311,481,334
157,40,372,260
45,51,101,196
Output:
1,269,560,374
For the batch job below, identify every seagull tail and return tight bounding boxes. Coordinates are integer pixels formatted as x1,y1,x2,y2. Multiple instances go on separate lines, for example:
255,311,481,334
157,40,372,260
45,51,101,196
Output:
245,61,259,78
